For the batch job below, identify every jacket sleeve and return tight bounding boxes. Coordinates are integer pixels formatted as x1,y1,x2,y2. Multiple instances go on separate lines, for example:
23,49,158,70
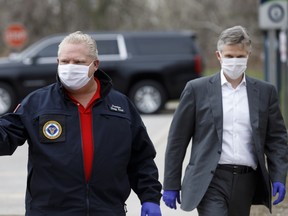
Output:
127,102,162,205
264,85,288,183
0,110,27,155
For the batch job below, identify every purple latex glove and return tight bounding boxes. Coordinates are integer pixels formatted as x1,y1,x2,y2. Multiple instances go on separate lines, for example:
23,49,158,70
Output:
273,182,286,205
162,190,181,209
141,202,161,216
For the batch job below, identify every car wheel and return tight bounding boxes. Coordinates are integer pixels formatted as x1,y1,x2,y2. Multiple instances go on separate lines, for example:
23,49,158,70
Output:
129,80,167,114
0,83,16,115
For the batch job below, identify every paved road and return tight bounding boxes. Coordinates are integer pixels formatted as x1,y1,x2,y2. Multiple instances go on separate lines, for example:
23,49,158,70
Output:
0,110,197,215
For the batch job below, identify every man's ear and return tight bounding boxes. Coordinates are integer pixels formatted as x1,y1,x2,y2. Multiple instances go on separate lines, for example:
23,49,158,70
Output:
94,60,99,67
93,60,100,70
215,51,221,61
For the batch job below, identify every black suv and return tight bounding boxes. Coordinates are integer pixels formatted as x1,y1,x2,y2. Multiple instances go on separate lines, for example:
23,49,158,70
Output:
0,31,203,115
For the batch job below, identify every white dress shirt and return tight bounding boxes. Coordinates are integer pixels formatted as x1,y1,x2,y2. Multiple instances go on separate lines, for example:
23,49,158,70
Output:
218,71,257,169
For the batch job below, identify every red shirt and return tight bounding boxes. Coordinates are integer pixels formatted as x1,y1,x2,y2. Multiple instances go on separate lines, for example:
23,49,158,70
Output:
68,78,101,182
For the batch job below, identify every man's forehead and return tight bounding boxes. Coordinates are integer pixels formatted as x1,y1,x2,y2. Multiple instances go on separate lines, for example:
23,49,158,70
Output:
221,44,248,54
58,56,87,61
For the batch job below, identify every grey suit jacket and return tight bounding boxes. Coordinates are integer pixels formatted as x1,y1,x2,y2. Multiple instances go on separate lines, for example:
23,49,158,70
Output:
163,72,288,211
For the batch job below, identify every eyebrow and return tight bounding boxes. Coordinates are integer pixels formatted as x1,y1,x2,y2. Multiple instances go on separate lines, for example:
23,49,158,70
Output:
224,54,246,58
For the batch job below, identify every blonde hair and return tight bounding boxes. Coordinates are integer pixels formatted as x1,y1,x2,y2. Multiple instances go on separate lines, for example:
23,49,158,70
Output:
58,31,98,59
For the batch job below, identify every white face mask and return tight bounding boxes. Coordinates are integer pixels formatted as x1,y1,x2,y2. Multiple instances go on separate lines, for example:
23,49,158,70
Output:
58,62,94,90
221,57,248,80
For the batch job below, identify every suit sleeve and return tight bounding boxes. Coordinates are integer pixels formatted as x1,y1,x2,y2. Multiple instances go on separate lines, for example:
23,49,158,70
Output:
163,81,195,190
264,85,288,183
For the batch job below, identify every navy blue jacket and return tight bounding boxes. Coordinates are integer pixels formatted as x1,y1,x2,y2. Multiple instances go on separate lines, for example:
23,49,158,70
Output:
0,70,162,215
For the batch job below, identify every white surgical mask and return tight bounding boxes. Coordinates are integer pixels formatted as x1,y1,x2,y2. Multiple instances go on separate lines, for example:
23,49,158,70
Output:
58,62,94,90
221,57,248,80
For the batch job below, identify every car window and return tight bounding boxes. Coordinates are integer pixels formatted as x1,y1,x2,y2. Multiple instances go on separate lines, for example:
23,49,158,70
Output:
35,39,120,58
131,37,197,55
96,39,119,55
34,39,121,60
36,43,59,57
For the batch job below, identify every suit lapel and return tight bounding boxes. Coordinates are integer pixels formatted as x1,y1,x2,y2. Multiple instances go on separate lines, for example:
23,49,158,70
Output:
208,73,223,142
246,76,259,129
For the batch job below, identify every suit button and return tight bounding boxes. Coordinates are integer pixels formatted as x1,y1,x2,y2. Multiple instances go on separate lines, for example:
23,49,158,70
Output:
217,150,221,154
211,170,215,174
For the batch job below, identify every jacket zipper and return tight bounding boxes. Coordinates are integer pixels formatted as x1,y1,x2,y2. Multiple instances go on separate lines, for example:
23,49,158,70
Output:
86,183,90,216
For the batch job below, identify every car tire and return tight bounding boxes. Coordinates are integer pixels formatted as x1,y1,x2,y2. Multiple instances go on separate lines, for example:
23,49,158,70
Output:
0,82,16,115
129,80,167,114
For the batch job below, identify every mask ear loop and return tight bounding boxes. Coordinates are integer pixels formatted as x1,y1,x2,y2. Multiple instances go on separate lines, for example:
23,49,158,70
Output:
88,61,94,67
88,61,97,79
218,51,222,58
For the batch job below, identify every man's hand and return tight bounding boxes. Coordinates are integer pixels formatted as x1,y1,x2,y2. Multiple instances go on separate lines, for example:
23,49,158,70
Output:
273,182,286,205
162,190,181,209
141,202,161,216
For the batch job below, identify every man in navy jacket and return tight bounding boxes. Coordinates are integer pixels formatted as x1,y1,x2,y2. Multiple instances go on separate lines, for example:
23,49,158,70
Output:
0,31,162,216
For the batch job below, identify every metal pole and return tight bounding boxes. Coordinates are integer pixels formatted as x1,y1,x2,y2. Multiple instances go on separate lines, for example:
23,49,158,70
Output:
285,1,288,126
280,31,288,126
266,30,279,90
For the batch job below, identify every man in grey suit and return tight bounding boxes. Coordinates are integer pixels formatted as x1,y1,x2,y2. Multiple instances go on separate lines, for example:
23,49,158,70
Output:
162,25,288,216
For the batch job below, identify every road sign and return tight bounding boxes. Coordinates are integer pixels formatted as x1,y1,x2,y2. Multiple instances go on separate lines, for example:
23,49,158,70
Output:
4,23,28,48
259,1,288,30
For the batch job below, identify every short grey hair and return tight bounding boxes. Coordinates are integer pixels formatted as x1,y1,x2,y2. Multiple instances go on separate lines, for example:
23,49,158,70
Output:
217,26,252,53
58,31,98,59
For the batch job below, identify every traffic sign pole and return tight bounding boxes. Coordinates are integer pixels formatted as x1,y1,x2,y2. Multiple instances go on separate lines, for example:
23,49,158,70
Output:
280,28,288,126
265,30,279,89
259,0,288,125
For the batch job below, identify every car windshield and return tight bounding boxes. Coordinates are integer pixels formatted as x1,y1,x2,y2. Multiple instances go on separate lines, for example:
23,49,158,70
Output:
10,36,64,60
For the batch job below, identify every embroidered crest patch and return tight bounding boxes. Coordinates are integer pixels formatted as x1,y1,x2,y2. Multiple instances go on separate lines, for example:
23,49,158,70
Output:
43,121,62,140
39,115,65,143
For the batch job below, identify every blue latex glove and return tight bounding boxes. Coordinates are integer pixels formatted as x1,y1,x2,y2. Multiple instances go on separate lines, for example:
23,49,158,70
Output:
162,190,181,209
141,202,161,216
273,182,286,205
